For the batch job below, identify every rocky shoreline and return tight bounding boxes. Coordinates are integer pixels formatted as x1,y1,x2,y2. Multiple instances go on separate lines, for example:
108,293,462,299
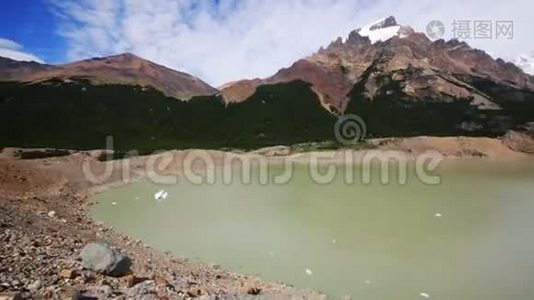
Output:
0,153,321,299
1,134,534,299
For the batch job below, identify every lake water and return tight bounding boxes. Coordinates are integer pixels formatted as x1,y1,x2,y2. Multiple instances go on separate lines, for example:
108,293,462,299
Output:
91,159,534,299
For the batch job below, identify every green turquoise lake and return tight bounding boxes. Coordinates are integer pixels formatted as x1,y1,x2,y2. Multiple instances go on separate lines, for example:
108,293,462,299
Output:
91,160,534,299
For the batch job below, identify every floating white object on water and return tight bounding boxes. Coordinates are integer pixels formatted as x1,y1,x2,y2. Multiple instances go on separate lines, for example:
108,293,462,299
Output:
154,190,168,201
365,280,371,284
434,213,442,218
332,239,337,244
111,202,117,206
305,268,313,275
419,292,430,298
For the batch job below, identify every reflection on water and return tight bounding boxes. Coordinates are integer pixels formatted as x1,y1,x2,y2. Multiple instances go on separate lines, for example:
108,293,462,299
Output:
92,160,534,299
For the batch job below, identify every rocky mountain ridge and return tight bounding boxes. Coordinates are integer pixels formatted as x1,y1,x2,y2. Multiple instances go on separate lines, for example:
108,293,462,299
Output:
220,16,534,112
0,53,217,100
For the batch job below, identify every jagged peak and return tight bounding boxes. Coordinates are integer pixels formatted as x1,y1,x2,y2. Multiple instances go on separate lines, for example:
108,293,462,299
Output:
368,16,398,31
346,30,371,44
326,37,344,49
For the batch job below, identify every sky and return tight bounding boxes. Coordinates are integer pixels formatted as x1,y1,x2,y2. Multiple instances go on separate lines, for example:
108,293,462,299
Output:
0,0,533,86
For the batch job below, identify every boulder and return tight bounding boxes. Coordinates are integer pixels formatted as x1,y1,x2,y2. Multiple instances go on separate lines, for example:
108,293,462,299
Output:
79,242,131,277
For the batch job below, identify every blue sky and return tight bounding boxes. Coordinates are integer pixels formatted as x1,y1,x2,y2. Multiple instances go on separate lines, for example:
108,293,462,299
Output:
0,0,532,85
0,1,66,63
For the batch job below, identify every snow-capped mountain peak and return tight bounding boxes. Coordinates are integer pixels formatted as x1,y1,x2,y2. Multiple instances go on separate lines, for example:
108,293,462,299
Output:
355,16,402,43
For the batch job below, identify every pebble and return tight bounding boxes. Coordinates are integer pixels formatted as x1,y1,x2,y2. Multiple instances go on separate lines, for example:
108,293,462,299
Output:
60,286,81,299
154,276,169,287
47,211,56,218
60,269,77,280
99,285,112,297
27,280,42,291
125,275,136,288
0,292,23,300
245,284,261,295
187,287,202,297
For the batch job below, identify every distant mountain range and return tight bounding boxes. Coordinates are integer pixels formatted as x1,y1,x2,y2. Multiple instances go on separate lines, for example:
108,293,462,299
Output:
0,16,533,151
0,53,217,100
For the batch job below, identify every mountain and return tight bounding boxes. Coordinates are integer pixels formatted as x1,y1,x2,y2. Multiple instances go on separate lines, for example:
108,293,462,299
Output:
221,16,534,110
1,17,533,151
220,16,534,138
0,53,218,100
0,57,53,76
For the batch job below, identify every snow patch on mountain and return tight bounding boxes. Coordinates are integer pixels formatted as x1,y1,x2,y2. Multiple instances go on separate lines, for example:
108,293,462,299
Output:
356,16,402,43
514,54,534,75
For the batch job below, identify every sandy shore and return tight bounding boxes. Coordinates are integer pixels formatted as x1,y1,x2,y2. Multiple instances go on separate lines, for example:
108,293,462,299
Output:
1,133,533,299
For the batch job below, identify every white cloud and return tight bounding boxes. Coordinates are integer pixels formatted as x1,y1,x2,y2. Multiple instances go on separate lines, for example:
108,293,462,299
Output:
49,0,534,86
0,38,44,63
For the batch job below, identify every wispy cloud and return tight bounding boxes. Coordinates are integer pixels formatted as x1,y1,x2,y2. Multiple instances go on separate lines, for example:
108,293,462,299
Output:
49,0,533,86
0,38,44,63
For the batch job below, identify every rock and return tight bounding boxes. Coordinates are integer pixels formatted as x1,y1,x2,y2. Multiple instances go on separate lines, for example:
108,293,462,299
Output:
154,276,169,287
59,286,80,300
47,211,56,218
9,281,20,287
99,285,112,298
73,276,85,285
186,288,202,297
26,280,41,291
245,284,261,295
125,275,137,288
79,242,132,277
60,269,77,279
0,292,23,300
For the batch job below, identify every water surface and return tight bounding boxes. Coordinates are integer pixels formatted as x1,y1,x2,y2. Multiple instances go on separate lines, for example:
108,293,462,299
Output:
92,160,534,299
